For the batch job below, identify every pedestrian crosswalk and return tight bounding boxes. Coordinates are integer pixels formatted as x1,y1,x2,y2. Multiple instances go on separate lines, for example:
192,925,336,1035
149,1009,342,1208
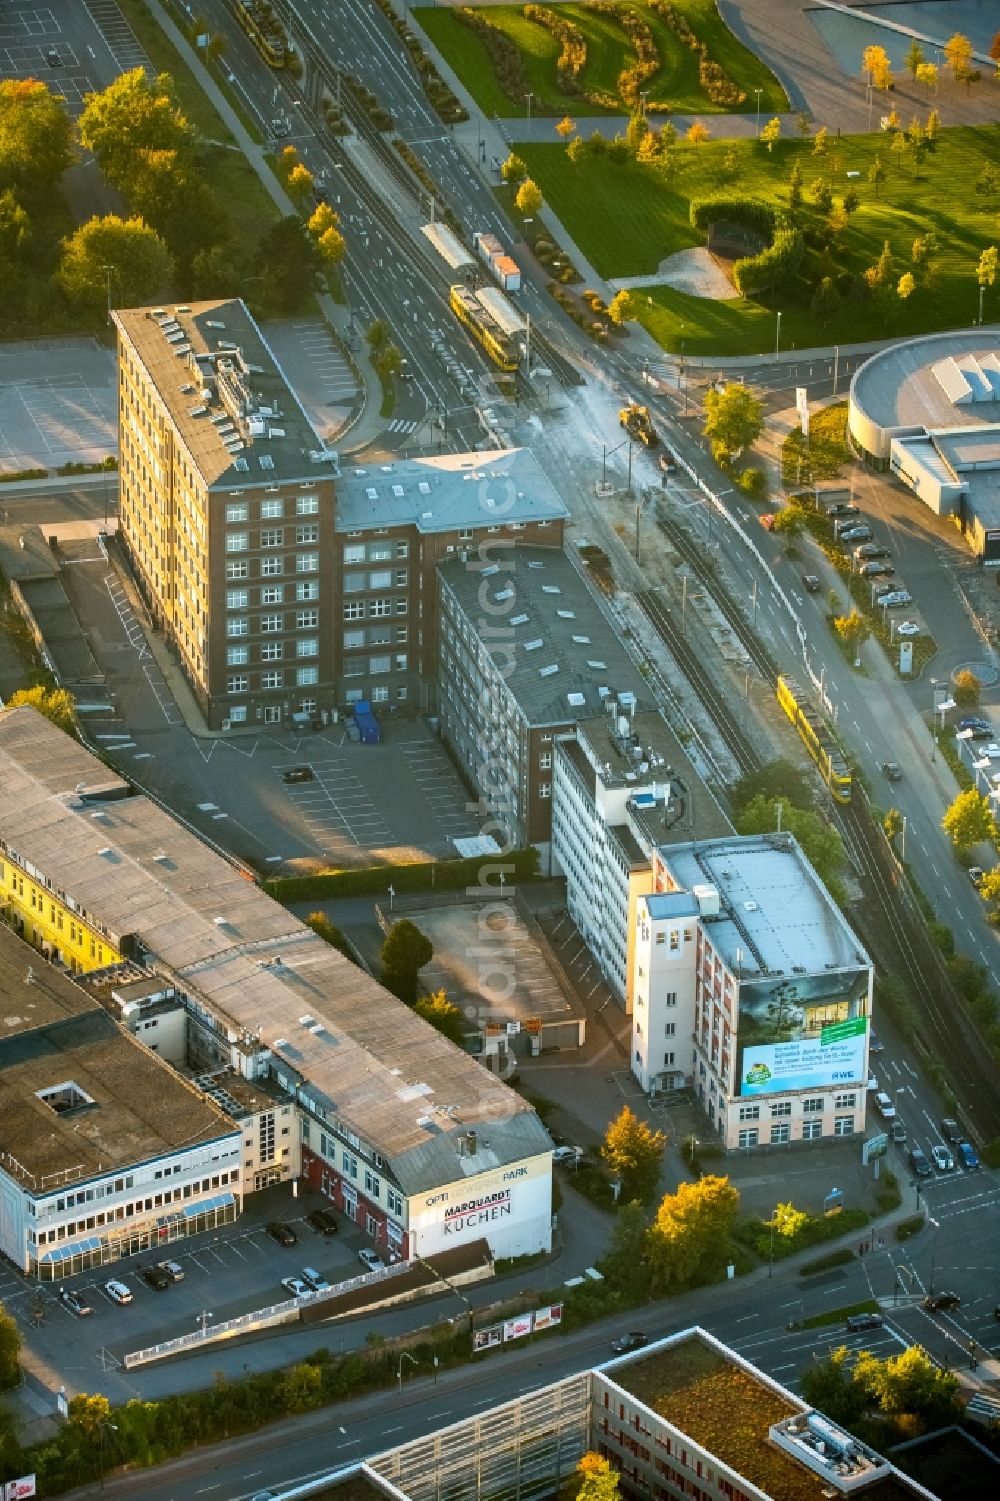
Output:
386,418,418,435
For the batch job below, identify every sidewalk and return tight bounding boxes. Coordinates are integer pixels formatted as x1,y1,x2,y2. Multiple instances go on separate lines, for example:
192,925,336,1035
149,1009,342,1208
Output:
144,0,386,452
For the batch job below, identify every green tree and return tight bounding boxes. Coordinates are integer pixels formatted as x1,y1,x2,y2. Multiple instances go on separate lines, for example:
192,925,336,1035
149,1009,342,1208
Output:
954,667,982,706
731,759,814,816
736,795,847,896
414,990,467,1046
810,176,833,213
57,214,172,313
941,788,995,850
514,177,542,215
854,1344,961,1428
904,37,925,79
191,238,247,297
0,188,30,263
978,246,998,316
126,148,225,267
799,1347,869,1428
810,275,840,326
254,215,323,313
645,1175,740,1293
607,289,634,326
0,1301,20,1390
759,117,781,153
771,1201,808,1240
367,318,390,354
7,685,76,734
0,78,74,191
625,113,646,154
867,155,886,198
381,918,434,1004
500,152,527,183
599,1199,653,1297
78,68,194,195
843,187,860,216
703,383,764,466
771,505,805,540
601,1105,667,1204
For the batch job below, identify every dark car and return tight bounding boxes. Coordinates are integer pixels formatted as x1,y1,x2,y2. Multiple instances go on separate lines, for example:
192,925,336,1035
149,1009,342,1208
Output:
58,1288,92,1317
46,48,61,66
923,1291,961,1311
282,766,314,784
941,1117,962,1143
839,525,873,543
909,1146,932,1178
891,1119,907,1144
307,1208,339,1235
855,543,889,559
827,503,860,518
140,1265,172,1291
610,1331,649,1354
859,561,895,578
802,575,821,593
881,762,902,782
266,1220,298,1247
958,718,992,739
846,1312,883,1332
958,1140,980,1170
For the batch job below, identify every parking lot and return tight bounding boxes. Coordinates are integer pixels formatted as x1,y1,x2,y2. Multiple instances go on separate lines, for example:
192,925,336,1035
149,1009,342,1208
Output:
261,319,359,448
0,0,149,112
0,339,117,474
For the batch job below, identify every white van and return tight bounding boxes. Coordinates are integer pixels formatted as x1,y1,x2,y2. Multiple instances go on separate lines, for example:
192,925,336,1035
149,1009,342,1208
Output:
874,1090,896,1119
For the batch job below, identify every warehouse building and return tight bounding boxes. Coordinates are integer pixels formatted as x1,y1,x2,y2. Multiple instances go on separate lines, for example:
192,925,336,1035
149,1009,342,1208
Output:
848,330,1000,561
0,706,553,1266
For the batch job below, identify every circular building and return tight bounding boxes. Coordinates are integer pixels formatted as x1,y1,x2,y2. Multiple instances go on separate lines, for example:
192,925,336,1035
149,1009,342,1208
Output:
848,330,1000,562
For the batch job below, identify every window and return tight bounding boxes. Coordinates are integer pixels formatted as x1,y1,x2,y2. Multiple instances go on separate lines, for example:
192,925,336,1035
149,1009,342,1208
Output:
397,686,407,701
296,609,319,629
663,1050,675,1067
395,570,408,588
227,617,248,637
226,645,249,666
738,1128,758,1149
261,555,283,576
395,625,408,643
229,705,247,723
296,524,319,545
802,1119,823,1140
260,528,284,548
669,930,680,951
296,638,318,658
834,1116,854,1136
370,570,392,589
227,675,248,694
369,598,391,618
387,1187,402,1216
395,541,408,559
261,642,283,661
664,1022,675,1036
370,654,390,675
344,601,364,620
296,581,319,601
369,544,391,562
395,653,407,671
372,685,389,703
395,598,407,615
226,532,248,553
264,705,281,724
297,553,319,573
261,613,283,633
803,1097,825,1114
344,545,365,565
261,585,284,606
663,993,677,1008
834,1093,856,1111
226,589,248,609
296,667,318,686
261,498,284,519
771,1123,791,1144
262,669,283,689
540,752,552,770
344,659,365,678
297,495,319,515
539,782,551,799
738,1105,759,1121
771,1101,792,1118
226,560,248,580
225,502,248,523
344,629,365,650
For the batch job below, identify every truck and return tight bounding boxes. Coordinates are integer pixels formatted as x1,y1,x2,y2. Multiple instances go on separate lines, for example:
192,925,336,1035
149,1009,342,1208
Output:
473,230,522,293
352,700,380,745
619,401,658,448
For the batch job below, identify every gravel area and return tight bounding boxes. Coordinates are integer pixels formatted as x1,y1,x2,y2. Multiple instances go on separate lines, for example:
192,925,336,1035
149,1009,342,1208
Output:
610,246,736,299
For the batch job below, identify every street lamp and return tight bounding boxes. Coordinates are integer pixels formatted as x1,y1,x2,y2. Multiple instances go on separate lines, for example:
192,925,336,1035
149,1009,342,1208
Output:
98,1421,119,1490
754,87,762,137
388,883,395,912
639,91,648,118
775,310,782,360
397,1351,418,1391
927,1215,940,1295
525,91,534,128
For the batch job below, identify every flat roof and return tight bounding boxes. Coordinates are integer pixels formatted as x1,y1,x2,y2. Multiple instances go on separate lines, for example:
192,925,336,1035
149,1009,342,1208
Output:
657,835,869,979
113,299,334,489
0,707,549,1194
335,448,568,534
932,426,1000,470
0,925,231,1190
0,523,58,583
852,331,1000,435
438,546,653,726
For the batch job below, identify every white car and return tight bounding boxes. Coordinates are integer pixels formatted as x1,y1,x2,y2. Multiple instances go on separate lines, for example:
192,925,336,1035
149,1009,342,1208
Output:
896,621,920,637
931,1144,954,1172
104,1279,133,1305
552,1145,583,1165
358,1247,386,1273
281,1276,310,1298
301,1266,331,1292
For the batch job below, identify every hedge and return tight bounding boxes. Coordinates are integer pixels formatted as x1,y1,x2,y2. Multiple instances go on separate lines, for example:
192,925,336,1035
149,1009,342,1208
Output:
264,846,541,903
688,195,803,295
798,1246,854,1275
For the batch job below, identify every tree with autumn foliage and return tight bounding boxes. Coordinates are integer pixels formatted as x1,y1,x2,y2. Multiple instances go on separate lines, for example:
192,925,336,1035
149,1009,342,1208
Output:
645,1175,740,1292
601,1105,666,1203
561,1452,622,1501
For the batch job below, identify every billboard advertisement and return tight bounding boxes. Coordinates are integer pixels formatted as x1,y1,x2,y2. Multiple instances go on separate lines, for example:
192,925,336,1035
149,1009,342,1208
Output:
737,970,869,1097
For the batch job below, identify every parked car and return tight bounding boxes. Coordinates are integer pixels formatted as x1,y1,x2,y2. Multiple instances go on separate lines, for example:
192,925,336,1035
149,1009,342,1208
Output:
969,867,985,887
855,543,889,559
140,1265,172,1291
924,1291,961,1311
958,1140,980,1169
909,1146,932,1178
307,1208,339,1235
874,1090,896,1119
46,48,61,66
896,621,921,637
157,1259,185,1281
846,1312,883,1332
878,590,913,608
802,575,821,593
839,525,873,543
891,1119,907,1144
282,766,314,784
266,1220,297,1247
941,1117,963,1143
881,762,902,782
959,717,992,737
104,1279,133,1305
867,1073,878,1091
301,1266,331,1293
552,1145,583,1165
859,561,895,578
931,1145,954,1172
869,1029,884,1053
281,1276,310,1298
827,503,860,518
610,1331,649,1354
59,1288,92,1317
358,1247,386,1272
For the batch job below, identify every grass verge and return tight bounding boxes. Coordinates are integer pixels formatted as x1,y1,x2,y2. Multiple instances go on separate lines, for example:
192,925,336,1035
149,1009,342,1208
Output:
782,403,849,488
801,1298,880,1330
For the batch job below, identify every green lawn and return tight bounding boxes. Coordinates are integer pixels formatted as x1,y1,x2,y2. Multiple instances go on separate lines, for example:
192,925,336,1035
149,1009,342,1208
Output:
520,124,1000,354
412,0,787,118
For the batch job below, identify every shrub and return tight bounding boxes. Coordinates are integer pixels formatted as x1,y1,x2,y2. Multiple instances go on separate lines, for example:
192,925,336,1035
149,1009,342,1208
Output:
895,1214,924,1242
649,0,746,106
264,847,540,903
455,8,527,105
523,5,587,93
738,466,767,499
798,1247,854,1275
